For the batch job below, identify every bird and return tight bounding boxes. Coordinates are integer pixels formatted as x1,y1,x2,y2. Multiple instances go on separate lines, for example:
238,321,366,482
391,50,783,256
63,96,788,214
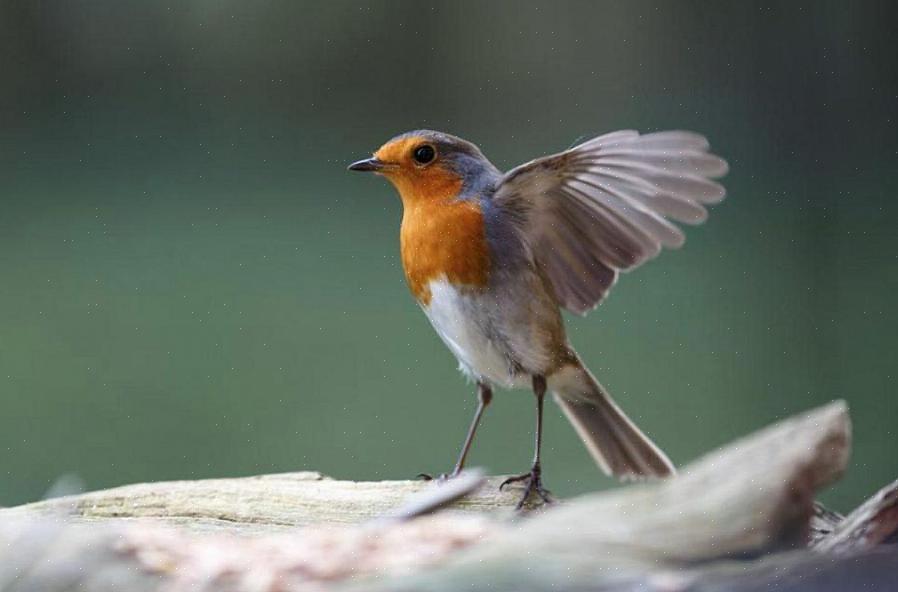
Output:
348,129,727,508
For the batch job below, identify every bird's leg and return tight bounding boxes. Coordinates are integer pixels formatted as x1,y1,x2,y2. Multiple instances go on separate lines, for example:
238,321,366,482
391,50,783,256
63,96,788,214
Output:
419,382,492,481
500,375,553,509
450,382,493,476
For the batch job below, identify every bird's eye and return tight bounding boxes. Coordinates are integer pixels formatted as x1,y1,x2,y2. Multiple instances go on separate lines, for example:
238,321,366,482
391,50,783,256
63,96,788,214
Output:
412,144,436,165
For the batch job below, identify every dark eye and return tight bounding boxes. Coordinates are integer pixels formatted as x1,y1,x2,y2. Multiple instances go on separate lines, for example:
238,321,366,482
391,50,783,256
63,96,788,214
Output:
412,144,436,165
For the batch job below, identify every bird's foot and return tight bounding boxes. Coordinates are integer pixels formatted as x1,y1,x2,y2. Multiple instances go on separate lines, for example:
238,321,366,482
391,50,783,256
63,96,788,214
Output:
416,470,459,483
500,463,553,510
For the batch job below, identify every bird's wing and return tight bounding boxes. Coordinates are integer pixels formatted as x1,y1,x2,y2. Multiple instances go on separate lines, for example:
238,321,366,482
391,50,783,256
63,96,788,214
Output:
492,130,728,314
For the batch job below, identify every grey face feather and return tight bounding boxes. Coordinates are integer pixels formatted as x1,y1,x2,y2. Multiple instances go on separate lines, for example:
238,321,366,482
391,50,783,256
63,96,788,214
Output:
389,129,502,200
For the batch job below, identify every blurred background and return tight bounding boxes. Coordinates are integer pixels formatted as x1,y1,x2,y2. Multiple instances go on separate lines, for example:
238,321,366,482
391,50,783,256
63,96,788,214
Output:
2,1,896,510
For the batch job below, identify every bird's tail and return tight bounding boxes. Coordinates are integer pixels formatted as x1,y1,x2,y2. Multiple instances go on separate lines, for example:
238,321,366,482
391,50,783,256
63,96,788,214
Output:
549,360,675,479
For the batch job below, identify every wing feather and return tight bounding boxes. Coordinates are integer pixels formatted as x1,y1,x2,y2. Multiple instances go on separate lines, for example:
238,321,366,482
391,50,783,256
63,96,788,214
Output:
493,130,727,314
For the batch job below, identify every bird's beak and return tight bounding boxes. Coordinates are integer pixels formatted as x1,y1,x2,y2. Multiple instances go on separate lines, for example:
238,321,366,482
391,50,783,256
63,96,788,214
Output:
347,157,387,172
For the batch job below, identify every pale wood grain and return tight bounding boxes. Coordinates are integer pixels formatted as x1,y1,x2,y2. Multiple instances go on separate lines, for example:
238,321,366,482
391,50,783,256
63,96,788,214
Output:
2,400,896,592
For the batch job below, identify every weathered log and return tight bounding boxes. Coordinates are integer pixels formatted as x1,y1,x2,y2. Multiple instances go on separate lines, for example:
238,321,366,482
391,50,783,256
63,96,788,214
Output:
2,400,896,592
814,477,898,553
3,470,516,534
810,502,844,545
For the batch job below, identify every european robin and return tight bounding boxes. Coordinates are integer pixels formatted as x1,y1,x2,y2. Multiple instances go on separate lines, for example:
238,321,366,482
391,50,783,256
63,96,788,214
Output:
349,129,727,507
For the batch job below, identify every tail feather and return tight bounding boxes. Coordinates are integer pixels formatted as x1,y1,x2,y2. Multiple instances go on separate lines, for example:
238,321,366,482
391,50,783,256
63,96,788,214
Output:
550,362,675,479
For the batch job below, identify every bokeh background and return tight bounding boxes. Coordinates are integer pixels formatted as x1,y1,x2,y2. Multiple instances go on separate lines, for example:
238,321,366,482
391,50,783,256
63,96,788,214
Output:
2,1,896,510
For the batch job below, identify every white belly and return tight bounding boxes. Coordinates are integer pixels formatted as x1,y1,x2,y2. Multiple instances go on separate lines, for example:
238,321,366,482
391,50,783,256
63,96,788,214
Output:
422,279,527,388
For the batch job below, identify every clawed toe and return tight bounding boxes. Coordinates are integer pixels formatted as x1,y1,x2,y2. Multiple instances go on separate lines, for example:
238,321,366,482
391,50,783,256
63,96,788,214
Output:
499,473,528,490
417,471,455,483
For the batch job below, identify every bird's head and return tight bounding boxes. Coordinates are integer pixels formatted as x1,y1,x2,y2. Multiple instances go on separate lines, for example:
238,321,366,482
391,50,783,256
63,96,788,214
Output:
348,130,498,205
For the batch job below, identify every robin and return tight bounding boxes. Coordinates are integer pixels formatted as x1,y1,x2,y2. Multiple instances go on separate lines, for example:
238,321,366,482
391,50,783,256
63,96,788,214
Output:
349,129,727,507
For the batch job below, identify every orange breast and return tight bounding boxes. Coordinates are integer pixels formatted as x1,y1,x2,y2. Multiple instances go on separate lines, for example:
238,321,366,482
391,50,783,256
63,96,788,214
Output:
400,197,491,305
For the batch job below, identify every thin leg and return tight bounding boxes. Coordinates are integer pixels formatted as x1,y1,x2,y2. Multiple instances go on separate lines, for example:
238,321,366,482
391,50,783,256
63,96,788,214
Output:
531,375,546,468
500,375,553,509
419,382,492,480
450,382,493,476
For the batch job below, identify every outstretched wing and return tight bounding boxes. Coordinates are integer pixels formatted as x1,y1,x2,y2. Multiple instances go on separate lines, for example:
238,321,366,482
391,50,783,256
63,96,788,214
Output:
493,130,728,314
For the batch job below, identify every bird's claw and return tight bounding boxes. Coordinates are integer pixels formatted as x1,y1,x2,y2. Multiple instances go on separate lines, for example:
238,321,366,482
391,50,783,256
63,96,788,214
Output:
500,464,553,510
416,471,455,482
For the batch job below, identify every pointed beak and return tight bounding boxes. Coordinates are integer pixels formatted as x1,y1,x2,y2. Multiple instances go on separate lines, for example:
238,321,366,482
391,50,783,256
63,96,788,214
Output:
347,157,386,172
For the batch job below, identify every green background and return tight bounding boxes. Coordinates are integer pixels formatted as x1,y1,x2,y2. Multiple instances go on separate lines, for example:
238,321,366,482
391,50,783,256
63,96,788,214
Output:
2,1,896,510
